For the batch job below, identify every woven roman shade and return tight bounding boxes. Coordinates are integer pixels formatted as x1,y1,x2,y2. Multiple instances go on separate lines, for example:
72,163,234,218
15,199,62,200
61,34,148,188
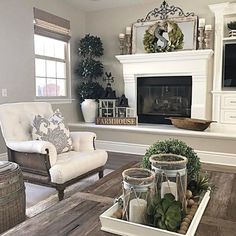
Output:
33,8,71,42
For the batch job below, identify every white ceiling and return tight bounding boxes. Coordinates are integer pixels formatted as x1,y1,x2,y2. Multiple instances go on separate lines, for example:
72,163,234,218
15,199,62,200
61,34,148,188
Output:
65,0,157,12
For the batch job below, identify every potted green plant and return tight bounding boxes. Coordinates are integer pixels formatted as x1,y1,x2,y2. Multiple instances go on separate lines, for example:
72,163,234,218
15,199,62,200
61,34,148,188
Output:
142,139,201,185
76,34,104,122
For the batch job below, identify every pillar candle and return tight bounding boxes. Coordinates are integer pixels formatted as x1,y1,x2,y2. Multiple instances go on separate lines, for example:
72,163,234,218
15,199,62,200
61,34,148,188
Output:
205,24,212,30
199,18,206,28
119,33,125,39
161,181,177,200
126,26,132,35
129,198,147,224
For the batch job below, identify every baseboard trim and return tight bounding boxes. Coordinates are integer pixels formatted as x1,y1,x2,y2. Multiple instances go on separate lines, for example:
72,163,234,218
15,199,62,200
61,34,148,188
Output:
96,140,147,156
96,140,236,166
0,152,7,161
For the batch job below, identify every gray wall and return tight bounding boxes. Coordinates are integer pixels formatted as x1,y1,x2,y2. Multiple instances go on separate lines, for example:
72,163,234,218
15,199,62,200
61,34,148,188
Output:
0,0,230,154
85,0,225,96
0,0,85,153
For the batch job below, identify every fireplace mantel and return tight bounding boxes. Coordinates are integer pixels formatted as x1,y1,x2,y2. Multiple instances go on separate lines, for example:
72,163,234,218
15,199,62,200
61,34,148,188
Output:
116,49,214,121
116,50,213,64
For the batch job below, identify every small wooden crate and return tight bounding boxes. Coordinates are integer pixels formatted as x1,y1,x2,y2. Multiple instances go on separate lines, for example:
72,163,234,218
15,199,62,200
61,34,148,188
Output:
96,117,137,125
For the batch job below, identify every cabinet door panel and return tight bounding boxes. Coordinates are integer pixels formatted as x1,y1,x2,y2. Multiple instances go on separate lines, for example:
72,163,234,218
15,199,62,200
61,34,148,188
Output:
221,95,236,109
221,110,236,124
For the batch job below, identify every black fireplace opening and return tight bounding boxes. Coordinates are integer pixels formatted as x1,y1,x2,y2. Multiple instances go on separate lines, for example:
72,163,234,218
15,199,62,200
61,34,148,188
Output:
137,76,192,124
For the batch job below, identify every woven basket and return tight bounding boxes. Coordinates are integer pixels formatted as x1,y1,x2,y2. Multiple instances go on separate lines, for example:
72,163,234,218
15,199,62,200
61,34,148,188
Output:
0,161,26,233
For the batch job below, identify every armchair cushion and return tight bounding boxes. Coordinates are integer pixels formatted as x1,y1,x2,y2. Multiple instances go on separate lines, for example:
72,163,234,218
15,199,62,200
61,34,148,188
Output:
70,132,96,152
49,149,108,184
32,109,72,154
0,102,53,142
6,140,57,166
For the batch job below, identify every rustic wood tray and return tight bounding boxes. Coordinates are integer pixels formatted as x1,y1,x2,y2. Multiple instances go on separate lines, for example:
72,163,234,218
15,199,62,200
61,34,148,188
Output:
100,191,210,236
167,117,215,131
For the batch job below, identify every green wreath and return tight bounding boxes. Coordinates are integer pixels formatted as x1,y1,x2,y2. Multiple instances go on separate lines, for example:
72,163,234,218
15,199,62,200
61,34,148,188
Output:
143,20,184,53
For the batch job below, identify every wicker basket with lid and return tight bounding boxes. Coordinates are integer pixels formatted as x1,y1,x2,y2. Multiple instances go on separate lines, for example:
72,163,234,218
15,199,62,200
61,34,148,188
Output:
0,161,26,233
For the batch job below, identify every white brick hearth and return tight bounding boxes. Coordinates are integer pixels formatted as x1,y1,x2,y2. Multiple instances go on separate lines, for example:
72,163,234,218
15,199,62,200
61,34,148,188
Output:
116,50,214,121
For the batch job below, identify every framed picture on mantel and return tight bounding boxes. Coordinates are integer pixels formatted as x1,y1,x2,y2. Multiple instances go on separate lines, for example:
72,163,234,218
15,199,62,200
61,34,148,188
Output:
132,16,198,54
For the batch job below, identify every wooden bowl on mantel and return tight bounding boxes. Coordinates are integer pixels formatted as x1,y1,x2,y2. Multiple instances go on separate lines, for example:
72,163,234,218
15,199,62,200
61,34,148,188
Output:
167,117,215,131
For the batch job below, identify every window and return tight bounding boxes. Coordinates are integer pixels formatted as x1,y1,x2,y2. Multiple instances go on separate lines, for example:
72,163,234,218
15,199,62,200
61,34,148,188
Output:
33,8,71,99
34,35,68,97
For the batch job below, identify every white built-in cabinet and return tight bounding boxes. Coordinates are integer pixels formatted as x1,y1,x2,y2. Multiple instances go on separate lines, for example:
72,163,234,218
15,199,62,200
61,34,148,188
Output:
210,2,236,125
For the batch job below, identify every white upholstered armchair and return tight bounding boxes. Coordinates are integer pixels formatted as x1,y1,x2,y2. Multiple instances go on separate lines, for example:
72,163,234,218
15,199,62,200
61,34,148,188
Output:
0,102,108,200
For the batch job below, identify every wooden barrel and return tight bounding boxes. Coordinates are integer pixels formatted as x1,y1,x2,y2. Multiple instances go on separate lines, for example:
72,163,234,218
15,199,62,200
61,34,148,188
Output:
0,161,26,233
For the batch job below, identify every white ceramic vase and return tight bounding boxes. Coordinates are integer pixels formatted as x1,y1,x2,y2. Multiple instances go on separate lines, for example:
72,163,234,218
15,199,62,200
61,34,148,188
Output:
81,99,98,123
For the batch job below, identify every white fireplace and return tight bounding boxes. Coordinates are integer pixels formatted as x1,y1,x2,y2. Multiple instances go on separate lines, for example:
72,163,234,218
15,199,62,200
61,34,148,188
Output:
116,49,214,122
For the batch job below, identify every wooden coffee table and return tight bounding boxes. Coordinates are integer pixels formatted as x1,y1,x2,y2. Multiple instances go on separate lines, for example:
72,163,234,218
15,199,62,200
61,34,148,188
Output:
2,161,236,236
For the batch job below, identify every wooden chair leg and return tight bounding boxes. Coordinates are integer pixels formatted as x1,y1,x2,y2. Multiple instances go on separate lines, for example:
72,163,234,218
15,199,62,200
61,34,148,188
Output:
98,170,104,179
57,186,65,201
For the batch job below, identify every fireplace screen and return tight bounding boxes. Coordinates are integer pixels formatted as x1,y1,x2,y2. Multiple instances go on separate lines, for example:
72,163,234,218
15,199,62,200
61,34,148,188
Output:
137,76,192,124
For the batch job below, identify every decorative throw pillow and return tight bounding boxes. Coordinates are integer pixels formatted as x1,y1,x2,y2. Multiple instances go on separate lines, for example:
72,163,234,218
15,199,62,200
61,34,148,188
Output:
32,109,73,154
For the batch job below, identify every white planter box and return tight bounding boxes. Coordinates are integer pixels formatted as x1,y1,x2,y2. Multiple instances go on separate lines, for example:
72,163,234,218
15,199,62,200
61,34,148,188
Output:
100,191,210,236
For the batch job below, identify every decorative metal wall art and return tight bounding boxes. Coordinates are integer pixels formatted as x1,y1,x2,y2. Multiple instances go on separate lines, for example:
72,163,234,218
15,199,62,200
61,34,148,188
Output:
132,1,197,54
132,16,197,54
137,0,195,22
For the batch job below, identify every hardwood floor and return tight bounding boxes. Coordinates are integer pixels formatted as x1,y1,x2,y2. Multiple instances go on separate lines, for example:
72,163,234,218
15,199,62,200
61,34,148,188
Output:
201,162,236,174
106,152,236,174
3,153,236,236
105,152,142,170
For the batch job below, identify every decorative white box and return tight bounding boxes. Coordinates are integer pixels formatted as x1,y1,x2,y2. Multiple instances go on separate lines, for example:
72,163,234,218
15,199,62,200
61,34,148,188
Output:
100,191,210,236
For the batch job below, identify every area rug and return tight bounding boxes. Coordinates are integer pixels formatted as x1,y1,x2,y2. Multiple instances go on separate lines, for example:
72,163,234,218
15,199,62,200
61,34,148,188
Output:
25,169,113,218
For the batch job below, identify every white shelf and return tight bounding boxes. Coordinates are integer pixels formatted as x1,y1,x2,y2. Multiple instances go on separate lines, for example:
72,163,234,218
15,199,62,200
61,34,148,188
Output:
223,36,236,41
68,122,236,140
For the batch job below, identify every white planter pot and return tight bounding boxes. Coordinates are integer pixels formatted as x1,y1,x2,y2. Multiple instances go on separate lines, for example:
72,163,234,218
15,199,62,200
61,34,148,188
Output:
81,99,98,123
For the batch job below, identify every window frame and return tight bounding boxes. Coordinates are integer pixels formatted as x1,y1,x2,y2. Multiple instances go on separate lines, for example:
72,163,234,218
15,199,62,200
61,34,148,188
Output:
34,34,72,102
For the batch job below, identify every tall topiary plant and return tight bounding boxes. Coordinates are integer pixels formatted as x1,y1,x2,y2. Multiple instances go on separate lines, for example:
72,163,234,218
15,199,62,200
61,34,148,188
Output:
142,139,201,184
76,34,104,101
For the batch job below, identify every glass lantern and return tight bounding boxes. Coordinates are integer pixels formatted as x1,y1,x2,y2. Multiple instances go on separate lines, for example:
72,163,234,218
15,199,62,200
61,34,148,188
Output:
149,154,188,209
98,99,116,117
115,107,135,118
122,168,155,224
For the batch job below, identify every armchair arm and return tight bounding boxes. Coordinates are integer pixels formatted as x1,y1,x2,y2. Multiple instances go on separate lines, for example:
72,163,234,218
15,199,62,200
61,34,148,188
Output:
6,140,57,166
70,132,96,152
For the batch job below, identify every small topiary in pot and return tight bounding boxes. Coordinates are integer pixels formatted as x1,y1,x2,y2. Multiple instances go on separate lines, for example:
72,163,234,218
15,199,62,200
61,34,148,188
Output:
75,34,104,102
142,139,201,184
